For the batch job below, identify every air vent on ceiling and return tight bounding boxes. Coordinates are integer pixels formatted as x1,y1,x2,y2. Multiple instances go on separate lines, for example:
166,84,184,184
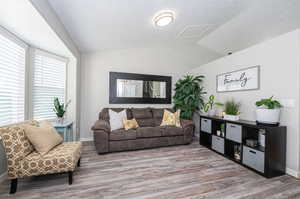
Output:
177,24,217,39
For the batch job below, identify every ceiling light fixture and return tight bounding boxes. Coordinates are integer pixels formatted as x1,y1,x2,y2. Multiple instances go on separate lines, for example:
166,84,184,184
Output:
153,10,175,27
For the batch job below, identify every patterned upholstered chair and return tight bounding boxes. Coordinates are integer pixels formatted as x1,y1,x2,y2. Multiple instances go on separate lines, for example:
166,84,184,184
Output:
0,120,82,194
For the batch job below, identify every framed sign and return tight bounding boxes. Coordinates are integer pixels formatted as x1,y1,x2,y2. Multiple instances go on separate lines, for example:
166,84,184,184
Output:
217,66,260,92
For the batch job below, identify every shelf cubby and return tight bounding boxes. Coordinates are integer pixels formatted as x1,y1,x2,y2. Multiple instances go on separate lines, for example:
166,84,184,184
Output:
199,114,286,178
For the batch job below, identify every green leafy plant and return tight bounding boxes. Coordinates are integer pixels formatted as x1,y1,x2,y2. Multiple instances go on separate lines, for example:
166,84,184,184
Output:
224,99,240,115
255,96,282,109
203,95,224,112
173,75,206,119
53,97,71,118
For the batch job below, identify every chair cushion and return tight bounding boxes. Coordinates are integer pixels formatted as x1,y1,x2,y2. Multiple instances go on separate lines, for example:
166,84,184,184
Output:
136,127,163,138
24,122,63,155
160,126,184,136
0,120,39,179
110,129,137,141
20,142,82,178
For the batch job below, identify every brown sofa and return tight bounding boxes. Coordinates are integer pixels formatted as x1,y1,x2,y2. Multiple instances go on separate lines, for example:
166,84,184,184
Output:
92,108,194,154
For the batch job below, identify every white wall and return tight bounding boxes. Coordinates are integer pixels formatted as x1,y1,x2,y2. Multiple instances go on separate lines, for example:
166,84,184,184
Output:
189,29,300,174
80,46,217,140
29,0,82,139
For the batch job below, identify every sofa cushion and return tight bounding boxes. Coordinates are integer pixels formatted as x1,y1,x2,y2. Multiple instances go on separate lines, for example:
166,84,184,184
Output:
20,142,82,178
110,129,137,141
131,108,152,119
152,108,172,118
136,127,162,138
154,118,163,127
136,118,155,127
160,126,184,136
99,108,132,122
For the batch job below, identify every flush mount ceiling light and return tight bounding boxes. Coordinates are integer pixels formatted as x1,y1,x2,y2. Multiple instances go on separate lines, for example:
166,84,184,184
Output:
153,10,175,27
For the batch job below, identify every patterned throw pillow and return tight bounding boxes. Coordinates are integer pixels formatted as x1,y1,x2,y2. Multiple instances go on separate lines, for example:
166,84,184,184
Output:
123,119,139,130
160,109,181,127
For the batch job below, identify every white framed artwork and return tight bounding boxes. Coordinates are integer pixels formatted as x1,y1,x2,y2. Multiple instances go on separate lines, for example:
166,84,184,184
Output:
216,66,260,92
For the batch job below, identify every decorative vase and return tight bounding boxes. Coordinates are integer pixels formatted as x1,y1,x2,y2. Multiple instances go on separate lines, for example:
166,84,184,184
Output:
208,109,216,117
256,108,280,124
57,117,64,124
224,114,240,121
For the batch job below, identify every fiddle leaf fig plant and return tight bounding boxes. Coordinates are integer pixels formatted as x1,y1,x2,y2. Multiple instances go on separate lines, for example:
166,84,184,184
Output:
53,97,71,118
255,96,282,109
173,75,206,119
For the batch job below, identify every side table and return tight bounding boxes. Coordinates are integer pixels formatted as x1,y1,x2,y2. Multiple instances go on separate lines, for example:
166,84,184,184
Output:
52,121,74,142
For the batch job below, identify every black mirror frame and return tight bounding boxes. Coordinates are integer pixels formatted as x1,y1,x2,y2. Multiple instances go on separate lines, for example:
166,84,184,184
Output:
109,72,172,104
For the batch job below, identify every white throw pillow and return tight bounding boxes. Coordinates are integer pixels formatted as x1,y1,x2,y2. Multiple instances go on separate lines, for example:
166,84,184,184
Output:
109,109,127,131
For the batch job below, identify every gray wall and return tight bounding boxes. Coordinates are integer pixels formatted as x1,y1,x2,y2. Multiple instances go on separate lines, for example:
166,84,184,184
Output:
0,140,7,176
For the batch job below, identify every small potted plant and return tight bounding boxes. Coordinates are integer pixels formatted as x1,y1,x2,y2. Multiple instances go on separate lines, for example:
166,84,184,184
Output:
223,99,240,121
53,97,71,124
203,95,224,116
255,96,282,124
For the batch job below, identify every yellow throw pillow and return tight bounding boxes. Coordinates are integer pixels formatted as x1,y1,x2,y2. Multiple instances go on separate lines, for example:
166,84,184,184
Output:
123,119,139,130
160,109,181,127
24,122,63,155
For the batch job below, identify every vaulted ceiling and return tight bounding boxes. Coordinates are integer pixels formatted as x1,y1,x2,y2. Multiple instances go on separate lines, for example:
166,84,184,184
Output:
48,0,300,63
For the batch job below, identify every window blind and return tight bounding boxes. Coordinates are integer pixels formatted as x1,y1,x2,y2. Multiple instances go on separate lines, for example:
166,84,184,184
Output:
32,50,67,120
0,33,26,126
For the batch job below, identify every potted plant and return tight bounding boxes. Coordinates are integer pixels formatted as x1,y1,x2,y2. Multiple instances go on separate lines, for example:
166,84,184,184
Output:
255,96,282,124
223,99,240,121
53,97,71,124
173,75,206,119
203,95,224,116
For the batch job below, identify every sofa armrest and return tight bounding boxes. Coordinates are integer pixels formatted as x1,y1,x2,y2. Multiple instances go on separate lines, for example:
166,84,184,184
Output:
91,120,111,132
181,119,194,129
181,119,195,144
92,120,110,154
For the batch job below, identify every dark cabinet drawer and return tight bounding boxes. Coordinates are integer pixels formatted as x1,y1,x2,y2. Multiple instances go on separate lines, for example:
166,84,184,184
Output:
212,135,224,154
242,146,265,173
201,118,211,134
226,123,242,143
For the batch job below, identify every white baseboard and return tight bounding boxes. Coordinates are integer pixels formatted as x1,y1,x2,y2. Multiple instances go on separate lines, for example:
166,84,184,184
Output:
80,137,93,142
0,172,7,183
286,167,300,178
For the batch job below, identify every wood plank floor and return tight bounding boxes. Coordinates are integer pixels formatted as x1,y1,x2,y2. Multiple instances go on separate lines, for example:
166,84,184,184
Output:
1,141,300,199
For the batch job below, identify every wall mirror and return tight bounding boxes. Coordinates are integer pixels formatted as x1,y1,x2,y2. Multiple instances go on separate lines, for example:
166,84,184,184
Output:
109,72,171,104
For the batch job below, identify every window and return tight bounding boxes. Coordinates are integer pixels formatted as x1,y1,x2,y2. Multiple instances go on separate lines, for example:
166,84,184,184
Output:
0,31,26,126
32,50,67,120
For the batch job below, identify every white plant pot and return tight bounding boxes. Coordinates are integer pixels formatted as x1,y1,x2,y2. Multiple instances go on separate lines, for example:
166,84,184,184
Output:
224,114,240,121
208,109,216,117
256,108,281,124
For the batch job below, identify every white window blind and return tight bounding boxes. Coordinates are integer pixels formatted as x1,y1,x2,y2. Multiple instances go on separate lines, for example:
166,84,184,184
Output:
32,50,67,120
0,32,26,126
